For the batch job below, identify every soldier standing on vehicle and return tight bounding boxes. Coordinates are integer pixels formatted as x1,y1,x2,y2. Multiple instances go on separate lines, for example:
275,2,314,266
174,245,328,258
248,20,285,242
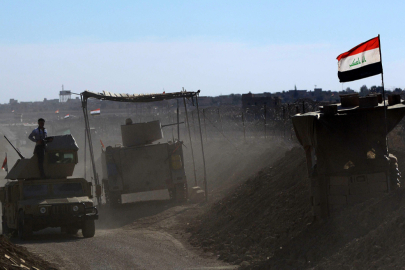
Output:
28,118,47,178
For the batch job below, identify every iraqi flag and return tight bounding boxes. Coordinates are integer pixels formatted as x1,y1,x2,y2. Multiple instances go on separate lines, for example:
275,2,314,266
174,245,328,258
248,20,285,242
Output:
1,154,7,172
337,36,382,82
55,110,59,114
90,108,101,115
64,114,70,119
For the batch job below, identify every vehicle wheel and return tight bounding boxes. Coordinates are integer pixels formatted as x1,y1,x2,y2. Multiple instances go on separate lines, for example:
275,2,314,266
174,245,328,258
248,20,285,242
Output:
82,220,95,238
2,215,9,235
17,211,32,240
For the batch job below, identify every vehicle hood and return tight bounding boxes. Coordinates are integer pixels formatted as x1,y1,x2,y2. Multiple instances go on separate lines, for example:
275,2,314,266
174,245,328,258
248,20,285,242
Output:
20,196,93,205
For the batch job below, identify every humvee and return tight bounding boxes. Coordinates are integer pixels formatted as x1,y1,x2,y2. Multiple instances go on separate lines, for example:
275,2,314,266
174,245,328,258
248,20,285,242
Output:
0,135,98,239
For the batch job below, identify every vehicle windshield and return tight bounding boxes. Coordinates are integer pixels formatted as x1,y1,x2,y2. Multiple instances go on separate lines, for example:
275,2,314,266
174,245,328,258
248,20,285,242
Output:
53,183,84,197
48,152,75,164
23,184,49,198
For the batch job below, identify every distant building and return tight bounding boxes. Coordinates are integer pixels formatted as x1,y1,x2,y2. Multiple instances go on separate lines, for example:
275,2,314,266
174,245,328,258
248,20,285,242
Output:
197,96,214,107
242,92,280,109
59,85,71,103
44,98,59,104
59,90,71,102
314,88,322,96
216,95,234,106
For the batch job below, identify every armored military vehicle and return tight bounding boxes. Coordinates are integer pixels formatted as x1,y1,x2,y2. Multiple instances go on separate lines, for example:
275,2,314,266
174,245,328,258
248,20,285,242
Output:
293,94,405,218
0,135,98,239
101,119,188,206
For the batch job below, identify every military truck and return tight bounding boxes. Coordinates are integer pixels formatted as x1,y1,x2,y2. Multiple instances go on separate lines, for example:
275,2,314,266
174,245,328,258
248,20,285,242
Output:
101,119,188,206
0,135,98,239
293,94,405,218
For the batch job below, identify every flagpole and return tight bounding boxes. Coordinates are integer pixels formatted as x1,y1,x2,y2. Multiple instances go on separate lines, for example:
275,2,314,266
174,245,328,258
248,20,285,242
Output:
378,34,389,156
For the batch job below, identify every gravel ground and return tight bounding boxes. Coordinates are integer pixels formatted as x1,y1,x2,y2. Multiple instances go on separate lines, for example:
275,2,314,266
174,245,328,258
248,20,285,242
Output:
8,203,236,270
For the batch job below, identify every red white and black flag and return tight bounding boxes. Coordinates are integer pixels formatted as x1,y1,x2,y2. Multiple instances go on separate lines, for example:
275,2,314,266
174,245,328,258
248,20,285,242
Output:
1,153,7,173
336,36,382,82
90,108,101,115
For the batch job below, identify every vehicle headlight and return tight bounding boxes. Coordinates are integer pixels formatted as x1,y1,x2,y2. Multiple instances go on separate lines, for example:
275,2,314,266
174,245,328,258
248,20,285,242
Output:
72,205,79,212
40,207,47,214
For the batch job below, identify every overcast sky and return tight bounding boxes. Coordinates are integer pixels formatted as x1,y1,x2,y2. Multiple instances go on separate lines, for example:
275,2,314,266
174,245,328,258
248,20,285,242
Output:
1,0,405,103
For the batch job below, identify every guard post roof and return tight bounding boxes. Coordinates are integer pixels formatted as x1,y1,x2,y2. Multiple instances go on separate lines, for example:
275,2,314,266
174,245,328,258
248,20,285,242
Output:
81,90,200,103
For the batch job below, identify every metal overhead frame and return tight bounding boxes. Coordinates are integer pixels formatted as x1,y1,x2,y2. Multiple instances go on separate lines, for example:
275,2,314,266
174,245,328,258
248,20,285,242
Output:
80,90,207,205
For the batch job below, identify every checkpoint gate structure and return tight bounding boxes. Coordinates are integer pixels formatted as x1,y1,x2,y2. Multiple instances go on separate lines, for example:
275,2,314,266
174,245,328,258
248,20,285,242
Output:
80,90,207,205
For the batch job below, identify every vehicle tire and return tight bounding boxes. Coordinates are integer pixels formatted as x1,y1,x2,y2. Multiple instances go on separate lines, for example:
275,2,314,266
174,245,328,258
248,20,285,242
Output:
17,211,32,240
82,220,95,238
2,215,9,235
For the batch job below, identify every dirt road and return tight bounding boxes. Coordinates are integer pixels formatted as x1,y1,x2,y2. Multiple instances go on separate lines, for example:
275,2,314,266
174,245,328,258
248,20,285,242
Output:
16,228,233,270
9,203,236,270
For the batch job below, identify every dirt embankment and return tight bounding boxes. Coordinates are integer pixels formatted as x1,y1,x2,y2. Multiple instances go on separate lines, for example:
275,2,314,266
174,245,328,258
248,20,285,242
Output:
0,235,56,270
188,147,405,269
187,147,312,266
184,138,293,202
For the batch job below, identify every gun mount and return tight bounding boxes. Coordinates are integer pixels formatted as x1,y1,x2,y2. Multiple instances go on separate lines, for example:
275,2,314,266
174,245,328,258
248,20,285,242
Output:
6,134,79,180
4,135,25,159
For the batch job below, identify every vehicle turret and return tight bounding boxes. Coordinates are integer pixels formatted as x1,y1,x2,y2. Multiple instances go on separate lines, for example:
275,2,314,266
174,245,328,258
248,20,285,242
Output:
6,134,79,180
121,119,163,147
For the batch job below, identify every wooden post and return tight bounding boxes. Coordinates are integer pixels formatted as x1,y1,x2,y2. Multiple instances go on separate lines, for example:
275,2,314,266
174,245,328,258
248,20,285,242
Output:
203,109,208,142
192,109,197,139
84,128,87,180
183,97,198,186
195,95,208,202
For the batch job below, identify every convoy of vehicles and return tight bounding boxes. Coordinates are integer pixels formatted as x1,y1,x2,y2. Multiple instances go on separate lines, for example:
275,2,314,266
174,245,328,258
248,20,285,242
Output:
0,90,206,239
